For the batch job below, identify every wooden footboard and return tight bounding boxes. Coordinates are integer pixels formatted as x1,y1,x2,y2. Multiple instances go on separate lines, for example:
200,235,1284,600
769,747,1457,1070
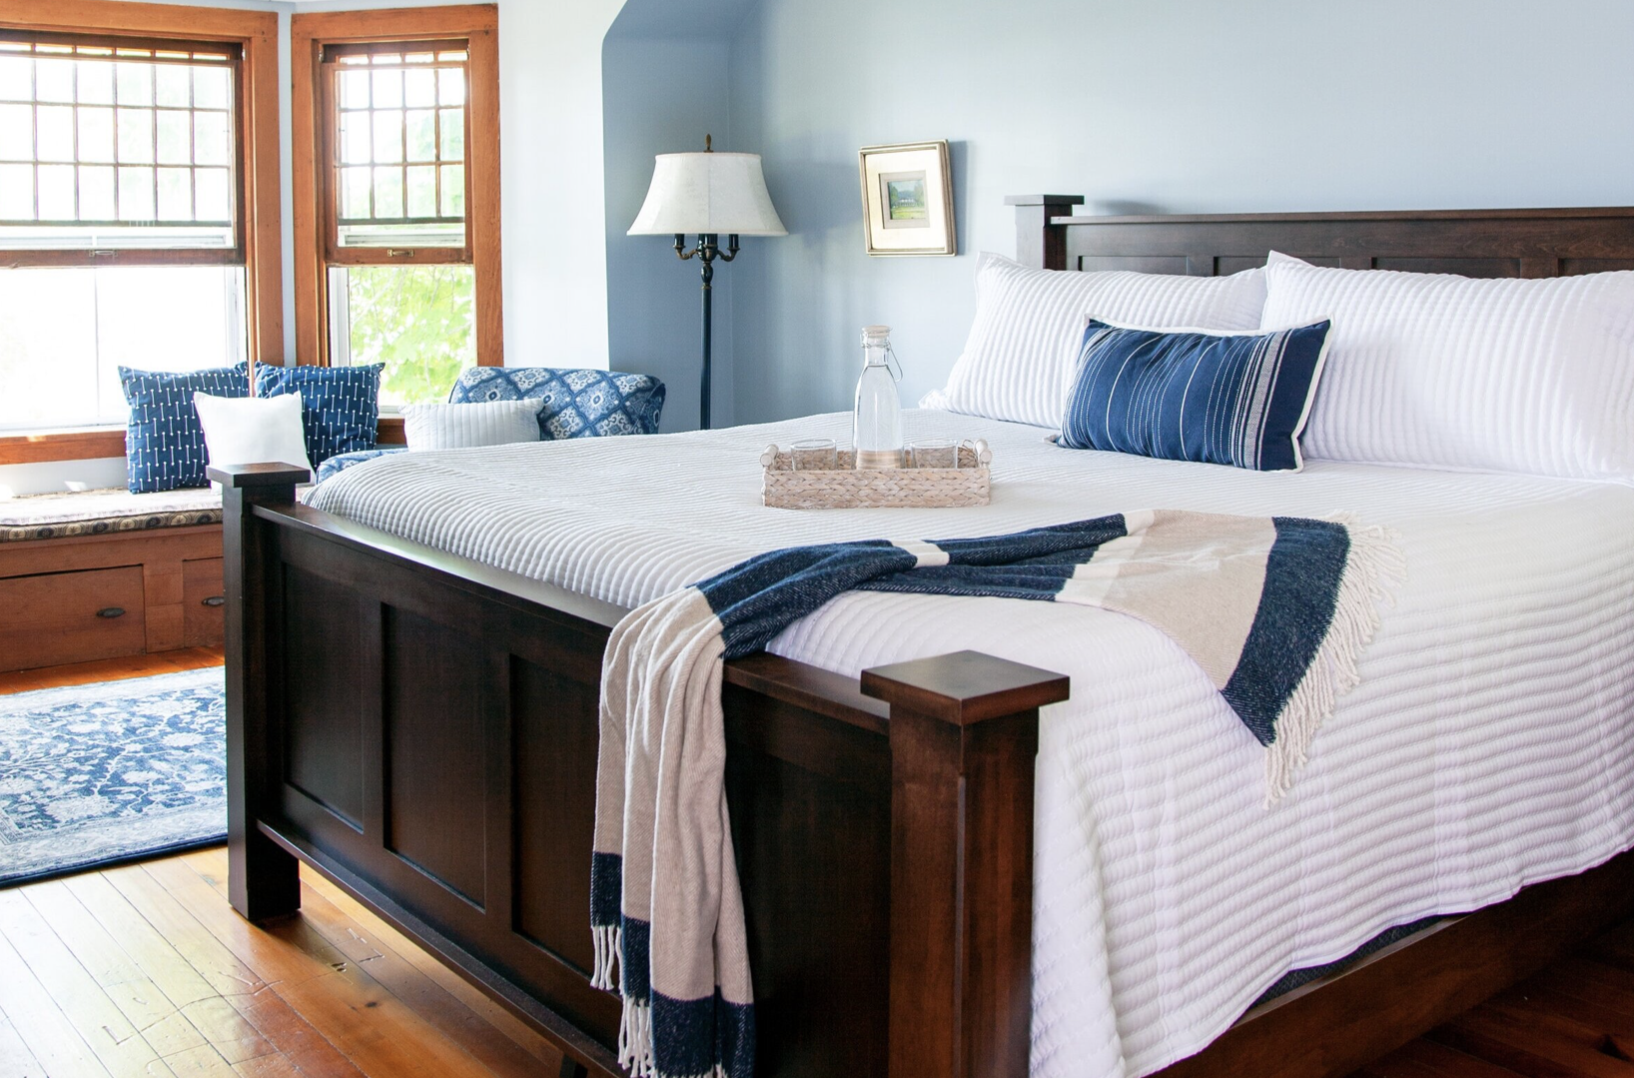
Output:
213,431,1634,1077
212,463,1068,1078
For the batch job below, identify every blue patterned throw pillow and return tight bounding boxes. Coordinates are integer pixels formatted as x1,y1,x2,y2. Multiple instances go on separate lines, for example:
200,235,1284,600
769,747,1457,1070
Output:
315,446,408,483
1059,319,1332,471
449,367,665,439
120,363,251,493
254,364,382,465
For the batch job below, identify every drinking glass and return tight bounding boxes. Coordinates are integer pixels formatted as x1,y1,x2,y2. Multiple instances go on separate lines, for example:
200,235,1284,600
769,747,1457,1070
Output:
908,439,959,469
791,438,838,471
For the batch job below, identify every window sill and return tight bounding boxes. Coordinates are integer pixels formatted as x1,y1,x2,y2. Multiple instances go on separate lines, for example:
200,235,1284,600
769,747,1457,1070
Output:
0,417,407,465
0,426,127,465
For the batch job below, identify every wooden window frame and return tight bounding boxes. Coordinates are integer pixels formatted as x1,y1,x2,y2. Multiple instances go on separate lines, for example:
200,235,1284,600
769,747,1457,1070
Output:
291,5,502,374
0,30,247,268
0,0,282,464
320,38,472,268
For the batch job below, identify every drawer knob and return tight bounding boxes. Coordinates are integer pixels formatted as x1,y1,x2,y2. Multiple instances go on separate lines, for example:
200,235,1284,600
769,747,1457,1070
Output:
201,595,226,608
97,607,126,619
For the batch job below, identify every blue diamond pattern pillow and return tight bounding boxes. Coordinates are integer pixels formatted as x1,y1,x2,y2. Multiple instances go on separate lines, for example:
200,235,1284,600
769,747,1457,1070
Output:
254,364,382,465
448,367,665,439
120,363,251,493
315,446,408,483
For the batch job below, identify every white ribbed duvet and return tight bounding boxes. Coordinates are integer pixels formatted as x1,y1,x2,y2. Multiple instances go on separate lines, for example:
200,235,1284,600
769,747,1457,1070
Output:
307,410,1634,1078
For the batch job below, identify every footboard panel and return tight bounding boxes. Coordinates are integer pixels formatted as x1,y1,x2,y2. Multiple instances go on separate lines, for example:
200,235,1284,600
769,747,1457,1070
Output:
270,515,623,1047
215,464,1064,1078
724,670,894,1078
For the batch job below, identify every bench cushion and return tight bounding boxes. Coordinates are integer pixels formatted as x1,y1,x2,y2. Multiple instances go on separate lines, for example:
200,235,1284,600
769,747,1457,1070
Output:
0,488,222,543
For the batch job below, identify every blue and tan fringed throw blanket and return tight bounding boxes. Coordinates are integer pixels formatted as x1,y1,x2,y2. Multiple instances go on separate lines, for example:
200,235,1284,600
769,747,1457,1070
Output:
590,509,1402,1078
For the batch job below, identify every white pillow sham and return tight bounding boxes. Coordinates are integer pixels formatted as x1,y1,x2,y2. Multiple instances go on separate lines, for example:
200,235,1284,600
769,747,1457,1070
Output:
194,391,313,478
931,252,1268,428
1264,252,1634,481
402,398,543,451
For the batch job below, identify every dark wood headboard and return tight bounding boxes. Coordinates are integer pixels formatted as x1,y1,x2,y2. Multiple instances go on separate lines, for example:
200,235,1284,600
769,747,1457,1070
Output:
1006,195,1634,280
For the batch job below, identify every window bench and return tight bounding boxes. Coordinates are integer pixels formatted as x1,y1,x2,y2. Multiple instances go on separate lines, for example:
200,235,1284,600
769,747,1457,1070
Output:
0,488,225,672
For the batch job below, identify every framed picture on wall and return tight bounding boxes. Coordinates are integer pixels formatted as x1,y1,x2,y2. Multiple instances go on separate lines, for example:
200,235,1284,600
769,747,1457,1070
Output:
858,141,955,256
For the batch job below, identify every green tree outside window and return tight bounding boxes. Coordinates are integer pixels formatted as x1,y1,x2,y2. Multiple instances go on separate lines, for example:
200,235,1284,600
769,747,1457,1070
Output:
344,263,476,404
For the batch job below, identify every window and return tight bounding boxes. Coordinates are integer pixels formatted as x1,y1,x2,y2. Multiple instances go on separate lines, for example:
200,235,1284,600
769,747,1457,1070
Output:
0,3,281,442
0,34,239,254
292,8,501,408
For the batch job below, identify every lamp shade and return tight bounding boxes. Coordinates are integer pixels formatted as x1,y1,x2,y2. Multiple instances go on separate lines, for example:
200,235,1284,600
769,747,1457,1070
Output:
628,152,787,236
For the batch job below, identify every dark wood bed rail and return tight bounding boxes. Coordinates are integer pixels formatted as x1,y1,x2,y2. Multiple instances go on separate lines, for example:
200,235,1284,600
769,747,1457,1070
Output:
213,462,1068,1078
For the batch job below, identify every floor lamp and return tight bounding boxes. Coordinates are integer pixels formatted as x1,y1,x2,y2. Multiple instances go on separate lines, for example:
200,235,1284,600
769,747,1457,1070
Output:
629,136,786,430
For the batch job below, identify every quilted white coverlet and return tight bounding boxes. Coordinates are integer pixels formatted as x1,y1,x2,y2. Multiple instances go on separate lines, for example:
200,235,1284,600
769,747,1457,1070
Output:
307,410,1634,1078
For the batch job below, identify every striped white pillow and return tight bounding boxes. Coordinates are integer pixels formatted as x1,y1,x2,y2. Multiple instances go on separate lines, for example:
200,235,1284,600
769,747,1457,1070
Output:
1265,252,1634,481
402,399,543,451
933,253,1268,429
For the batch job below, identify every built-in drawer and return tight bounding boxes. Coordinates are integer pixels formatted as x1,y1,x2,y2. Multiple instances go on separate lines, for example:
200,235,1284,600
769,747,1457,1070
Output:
0,566,147,672
183,557,226,648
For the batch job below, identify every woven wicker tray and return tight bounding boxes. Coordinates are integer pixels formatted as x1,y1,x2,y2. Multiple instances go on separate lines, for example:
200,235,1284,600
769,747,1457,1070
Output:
760,441,991,509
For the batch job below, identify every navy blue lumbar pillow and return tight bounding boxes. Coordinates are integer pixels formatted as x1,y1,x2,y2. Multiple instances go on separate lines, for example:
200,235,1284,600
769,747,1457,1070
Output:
1059,318,1333,471
449,367,666,438
121,363,251,493
254,364,382,465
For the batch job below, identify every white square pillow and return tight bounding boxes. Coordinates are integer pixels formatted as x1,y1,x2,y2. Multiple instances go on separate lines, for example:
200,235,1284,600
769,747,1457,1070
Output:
401,398,543,451
194,391,313,479
1263,252,1634,481
931,253,1268,428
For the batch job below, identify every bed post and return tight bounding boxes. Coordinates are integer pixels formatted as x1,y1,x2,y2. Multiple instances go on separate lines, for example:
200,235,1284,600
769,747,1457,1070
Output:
862,650,1070,1078
211,462,311,922
1005,194,1084,270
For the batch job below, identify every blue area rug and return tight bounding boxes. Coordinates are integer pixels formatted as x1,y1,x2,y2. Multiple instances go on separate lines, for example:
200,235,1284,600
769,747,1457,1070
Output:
0,667,226,887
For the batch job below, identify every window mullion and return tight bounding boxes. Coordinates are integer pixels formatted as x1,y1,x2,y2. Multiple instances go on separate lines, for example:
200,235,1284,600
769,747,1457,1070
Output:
148,62,157,223
30,57,39,223
398,67,406,227
432,86,441,220
71,56,80,223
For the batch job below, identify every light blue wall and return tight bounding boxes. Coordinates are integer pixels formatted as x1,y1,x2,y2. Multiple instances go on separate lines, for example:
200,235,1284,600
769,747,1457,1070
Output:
726,0,1634,424
602,35,735,430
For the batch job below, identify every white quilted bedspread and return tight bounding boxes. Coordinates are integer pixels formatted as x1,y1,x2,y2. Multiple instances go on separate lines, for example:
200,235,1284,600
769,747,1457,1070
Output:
308,410,1634,1078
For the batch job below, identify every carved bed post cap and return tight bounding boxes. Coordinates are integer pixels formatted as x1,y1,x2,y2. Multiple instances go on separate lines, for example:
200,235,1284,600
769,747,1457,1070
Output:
1003,194,1086,208
861,650,1069,726
207,462,312,488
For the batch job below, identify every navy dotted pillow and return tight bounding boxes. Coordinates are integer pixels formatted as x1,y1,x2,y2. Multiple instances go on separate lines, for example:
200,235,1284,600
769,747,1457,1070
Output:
254,364,382,465
120,363,251,493
448,367,665,438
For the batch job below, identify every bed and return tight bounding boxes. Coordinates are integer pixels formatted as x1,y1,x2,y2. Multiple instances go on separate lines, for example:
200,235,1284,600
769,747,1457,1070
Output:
214,202,1634,1078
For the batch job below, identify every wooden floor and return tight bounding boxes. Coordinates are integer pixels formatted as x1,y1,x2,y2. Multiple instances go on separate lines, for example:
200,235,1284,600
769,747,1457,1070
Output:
1,651,566,1078
0,646,226,694
2,652,1632,1078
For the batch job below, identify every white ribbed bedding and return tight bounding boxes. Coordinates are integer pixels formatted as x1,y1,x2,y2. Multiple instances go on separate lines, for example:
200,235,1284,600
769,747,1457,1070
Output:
307,410,1634,1078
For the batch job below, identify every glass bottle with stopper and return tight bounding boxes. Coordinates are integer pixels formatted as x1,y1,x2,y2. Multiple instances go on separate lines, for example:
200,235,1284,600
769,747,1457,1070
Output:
853,325,904,469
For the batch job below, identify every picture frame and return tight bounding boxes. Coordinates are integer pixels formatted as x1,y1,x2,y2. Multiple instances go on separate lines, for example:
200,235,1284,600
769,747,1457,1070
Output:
858,140,955,257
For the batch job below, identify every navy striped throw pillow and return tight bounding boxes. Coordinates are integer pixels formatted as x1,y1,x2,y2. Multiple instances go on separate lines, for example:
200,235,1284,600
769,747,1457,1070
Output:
254,364,382,465
120,363,251,493
1059,319,1332,471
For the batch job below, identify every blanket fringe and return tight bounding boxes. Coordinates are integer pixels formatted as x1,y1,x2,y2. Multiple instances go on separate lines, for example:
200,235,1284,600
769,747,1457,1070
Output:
1265,516,1406,804
615,992,730,1078
590,925,621,991
618,997,654,1077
